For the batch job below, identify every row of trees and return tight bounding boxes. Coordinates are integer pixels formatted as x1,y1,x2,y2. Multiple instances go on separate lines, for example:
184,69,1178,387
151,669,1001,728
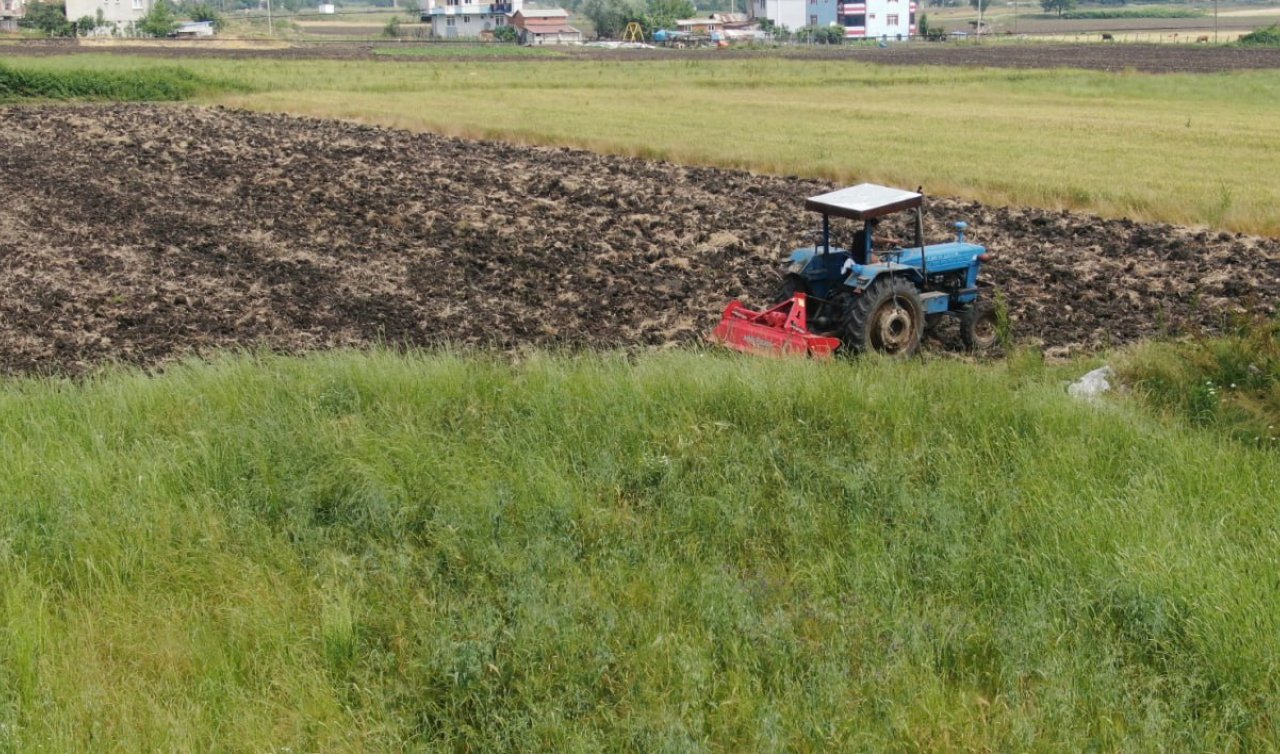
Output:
580,0,694,39
18,0,224,37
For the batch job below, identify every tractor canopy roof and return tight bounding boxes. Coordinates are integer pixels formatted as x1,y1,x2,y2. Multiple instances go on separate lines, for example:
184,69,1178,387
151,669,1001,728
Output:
805,183,922,221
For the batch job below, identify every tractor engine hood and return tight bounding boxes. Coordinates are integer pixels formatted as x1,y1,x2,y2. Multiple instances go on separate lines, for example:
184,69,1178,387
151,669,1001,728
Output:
894,241,987,273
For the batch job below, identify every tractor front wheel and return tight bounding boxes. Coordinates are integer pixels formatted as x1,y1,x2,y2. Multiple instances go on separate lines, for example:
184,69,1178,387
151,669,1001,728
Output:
960,301,999,351
842,277,924,357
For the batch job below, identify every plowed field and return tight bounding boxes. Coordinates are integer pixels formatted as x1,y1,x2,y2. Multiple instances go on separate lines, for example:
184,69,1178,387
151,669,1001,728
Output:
1,104,1277,374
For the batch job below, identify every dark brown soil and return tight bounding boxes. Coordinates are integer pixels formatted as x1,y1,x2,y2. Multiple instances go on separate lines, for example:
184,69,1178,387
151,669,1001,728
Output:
1,104,1276,374
5,39,1280,73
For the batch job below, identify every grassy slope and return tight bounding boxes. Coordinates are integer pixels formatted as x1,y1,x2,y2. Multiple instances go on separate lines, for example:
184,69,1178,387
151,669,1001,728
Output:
2,349,1278,751
1,54,1278,234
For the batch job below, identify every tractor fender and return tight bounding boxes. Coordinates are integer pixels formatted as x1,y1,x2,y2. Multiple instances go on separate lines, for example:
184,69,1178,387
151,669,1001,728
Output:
843,263,925,292
786,248,816,274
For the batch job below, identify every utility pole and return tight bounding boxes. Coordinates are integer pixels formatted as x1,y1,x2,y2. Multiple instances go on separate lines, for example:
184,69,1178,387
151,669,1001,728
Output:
1214,0,1218,43
266,0,273,36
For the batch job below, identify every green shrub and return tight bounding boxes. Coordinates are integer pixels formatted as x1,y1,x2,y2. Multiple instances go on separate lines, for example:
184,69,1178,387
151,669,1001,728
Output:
17,0,73,36
1238,23,1280,47
137,0,179,36
1118,319,1280,447
186,1,225,31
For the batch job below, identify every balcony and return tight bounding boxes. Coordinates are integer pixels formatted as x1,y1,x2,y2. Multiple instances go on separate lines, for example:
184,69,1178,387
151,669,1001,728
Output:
430,1,513,13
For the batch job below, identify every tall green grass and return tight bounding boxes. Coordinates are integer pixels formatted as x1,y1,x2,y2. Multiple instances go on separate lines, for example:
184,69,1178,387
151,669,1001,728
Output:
1120,318,1280,447
373,44,567,58
0,61,228,101
1,348,1278,750
1058,7,1203,19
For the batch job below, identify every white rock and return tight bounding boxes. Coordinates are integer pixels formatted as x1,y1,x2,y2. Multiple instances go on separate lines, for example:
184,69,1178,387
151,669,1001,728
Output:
1068,365,1115,401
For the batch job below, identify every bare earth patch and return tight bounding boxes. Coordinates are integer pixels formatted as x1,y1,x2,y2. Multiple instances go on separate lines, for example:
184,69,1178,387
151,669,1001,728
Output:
1,104,1277,374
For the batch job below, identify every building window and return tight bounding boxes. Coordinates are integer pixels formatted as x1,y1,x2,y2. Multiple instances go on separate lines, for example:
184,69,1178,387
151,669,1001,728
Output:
845,12,864,25
132,0,140,8
463,14,469,21
495,15,504,24
809,13,817,23
886,13,898,24
446,16,455,25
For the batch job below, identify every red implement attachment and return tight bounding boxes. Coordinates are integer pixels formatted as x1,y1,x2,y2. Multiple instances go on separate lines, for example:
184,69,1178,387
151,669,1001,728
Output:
709,293,841,358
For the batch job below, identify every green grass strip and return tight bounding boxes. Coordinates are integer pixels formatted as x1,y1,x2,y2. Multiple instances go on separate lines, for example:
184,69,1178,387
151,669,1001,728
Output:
0,61,223,101
0,348,1277,750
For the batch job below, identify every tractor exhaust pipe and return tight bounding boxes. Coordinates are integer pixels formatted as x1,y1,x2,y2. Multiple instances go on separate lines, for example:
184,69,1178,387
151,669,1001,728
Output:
916,186,927,280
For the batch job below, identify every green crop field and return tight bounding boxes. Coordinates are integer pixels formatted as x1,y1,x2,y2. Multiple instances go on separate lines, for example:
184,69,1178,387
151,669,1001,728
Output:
1,348,1278,751
2,54,1279,234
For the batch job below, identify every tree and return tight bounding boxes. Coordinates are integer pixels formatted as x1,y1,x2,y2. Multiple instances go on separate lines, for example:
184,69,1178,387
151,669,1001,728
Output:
74,14,97,34
1039,0,1075,15
493,24,518,42
642,0,692,33
968,0,995,13
18,1,73,36
917,12,928,38
581,0,644,38
186,2,225,31
137,0,179,36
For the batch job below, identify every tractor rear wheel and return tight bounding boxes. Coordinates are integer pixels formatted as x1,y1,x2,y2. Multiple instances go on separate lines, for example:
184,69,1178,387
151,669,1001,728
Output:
960,301,999,351
773,274,808,304
842,277,925,357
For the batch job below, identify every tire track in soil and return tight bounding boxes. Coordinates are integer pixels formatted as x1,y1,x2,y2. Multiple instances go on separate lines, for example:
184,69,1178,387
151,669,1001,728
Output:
0,103,1277,374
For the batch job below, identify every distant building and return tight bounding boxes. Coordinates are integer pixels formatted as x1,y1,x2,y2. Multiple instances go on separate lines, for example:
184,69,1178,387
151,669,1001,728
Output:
749,0,914,37
1,0,24,32
837,0,916,39
709,12,753,29
748,0,812,32
674,17,723,34
65,0,155,29
511,8,579,44
422,0,520,38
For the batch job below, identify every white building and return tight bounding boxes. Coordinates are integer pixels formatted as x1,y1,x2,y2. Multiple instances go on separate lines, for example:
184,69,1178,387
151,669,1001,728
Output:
748,0,807,33
1,0,25,32
749,0,914,38
66,0,153,28
422,0,520,38
837,0,916,39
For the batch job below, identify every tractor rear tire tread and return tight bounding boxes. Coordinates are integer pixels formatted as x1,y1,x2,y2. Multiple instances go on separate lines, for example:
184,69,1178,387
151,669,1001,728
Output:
774,274,808,304
841,277,925,357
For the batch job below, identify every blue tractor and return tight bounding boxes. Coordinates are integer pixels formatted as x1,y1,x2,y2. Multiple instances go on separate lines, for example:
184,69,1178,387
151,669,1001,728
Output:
773,183,997,357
